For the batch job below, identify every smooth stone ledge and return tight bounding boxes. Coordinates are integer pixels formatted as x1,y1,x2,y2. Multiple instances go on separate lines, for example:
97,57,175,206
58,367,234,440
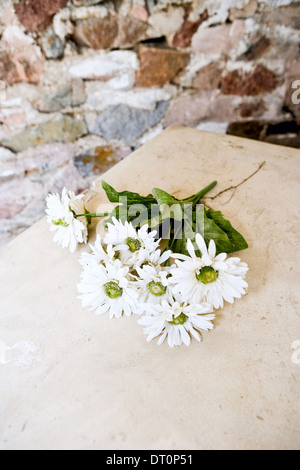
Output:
0,126,300,450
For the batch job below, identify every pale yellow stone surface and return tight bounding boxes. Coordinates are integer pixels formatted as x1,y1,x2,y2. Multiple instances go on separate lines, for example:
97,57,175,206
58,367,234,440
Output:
0,126,300,450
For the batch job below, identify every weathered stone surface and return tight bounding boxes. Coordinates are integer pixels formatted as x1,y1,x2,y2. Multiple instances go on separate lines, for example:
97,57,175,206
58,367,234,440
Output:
0,142,75,180
14,0,68,33
238,36,272,61
164,91,215,127
40,29,65,60
0,48,44,86
130,5,149,23
191,20,246,55
74,144,131,177
262,4,300,30
73,15,119,50
34,79,86,113
89,101,169,144
221,65,279,96
69,51,138,90
172,7,208,48
238,100,266,118
147,6,185,38
227,120,266,140
84,84,171,112
192,63,223,90
136,46,190,88
117,14,148,48
1,116,87,152
229,0,257,20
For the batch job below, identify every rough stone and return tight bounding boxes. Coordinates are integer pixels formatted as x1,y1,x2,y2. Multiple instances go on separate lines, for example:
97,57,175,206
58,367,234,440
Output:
14,0,68,33
116,14,148,48
40,29,65,60
74,144,131,178
0,142,75,180
69,51,138,90
221,65,279,96
192,63,223,90
238,100,266,118
147,6,185,39
191,20,246,55
89,101,169,144
136,46,190,88
73,15,119,50
34,79,86,113
0,47,44,86
1,116,87,152
227,120,266,140
164,91,216,127
172,7,209,48
84,85,171,112
130,5,149,23
238,37,272,61
262,4,300,30
229,0,257,20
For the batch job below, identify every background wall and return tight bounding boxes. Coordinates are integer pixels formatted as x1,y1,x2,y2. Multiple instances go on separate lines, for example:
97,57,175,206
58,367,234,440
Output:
0,0,299,247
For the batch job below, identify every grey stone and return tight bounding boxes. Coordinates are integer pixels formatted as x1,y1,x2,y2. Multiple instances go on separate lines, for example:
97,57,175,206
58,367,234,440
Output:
1,116,87,153
34,79,87,113
40,29,66,60
89,101,169,144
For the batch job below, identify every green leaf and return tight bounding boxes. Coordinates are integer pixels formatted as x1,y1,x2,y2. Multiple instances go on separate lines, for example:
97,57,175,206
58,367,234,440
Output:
152,188,179,206
102,181,156,207
206,209,248,253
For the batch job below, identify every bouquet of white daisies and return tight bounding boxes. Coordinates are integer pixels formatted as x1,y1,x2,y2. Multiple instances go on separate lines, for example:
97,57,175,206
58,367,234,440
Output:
46,180,248,348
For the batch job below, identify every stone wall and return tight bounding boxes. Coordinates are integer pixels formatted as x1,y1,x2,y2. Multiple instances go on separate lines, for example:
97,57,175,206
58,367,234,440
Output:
0,0,300,246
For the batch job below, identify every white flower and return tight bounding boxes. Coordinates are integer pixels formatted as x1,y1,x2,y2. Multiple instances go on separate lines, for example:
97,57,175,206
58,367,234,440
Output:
79,235,116,268
78,258,139,318
104,218,159,266
135,247,172,269
135,264,174,313
170,233,248,309
138,299,215,348
46,188,88,253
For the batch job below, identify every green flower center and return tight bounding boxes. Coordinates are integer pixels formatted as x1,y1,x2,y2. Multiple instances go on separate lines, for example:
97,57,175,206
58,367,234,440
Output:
104,281,123,299
196,266,219,284
169,313,188,325
148,281,167,297
52,218,69,227
126,237,142,253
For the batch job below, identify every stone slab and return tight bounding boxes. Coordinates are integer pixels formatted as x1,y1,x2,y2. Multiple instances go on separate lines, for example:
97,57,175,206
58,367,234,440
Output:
0,126,300,450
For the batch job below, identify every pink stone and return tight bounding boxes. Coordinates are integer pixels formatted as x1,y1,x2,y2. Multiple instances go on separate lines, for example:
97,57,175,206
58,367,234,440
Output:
191,21,246,55
130,5,149,23
164,91,216,127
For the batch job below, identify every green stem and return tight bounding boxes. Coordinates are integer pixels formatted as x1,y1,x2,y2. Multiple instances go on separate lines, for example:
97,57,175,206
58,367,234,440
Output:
181,181,218,205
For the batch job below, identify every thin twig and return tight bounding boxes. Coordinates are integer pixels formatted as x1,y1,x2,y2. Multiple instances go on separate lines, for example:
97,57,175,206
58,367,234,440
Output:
204,161,266,201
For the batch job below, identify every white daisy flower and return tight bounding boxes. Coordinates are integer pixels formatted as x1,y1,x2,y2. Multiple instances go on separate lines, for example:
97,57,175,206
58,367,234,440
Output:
170,233,248,309
138,299,215,348
78,258,139,318
46,188,88,253
135,264,174,314
79,235,116,269
135,248,172,269
104,218,159,266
